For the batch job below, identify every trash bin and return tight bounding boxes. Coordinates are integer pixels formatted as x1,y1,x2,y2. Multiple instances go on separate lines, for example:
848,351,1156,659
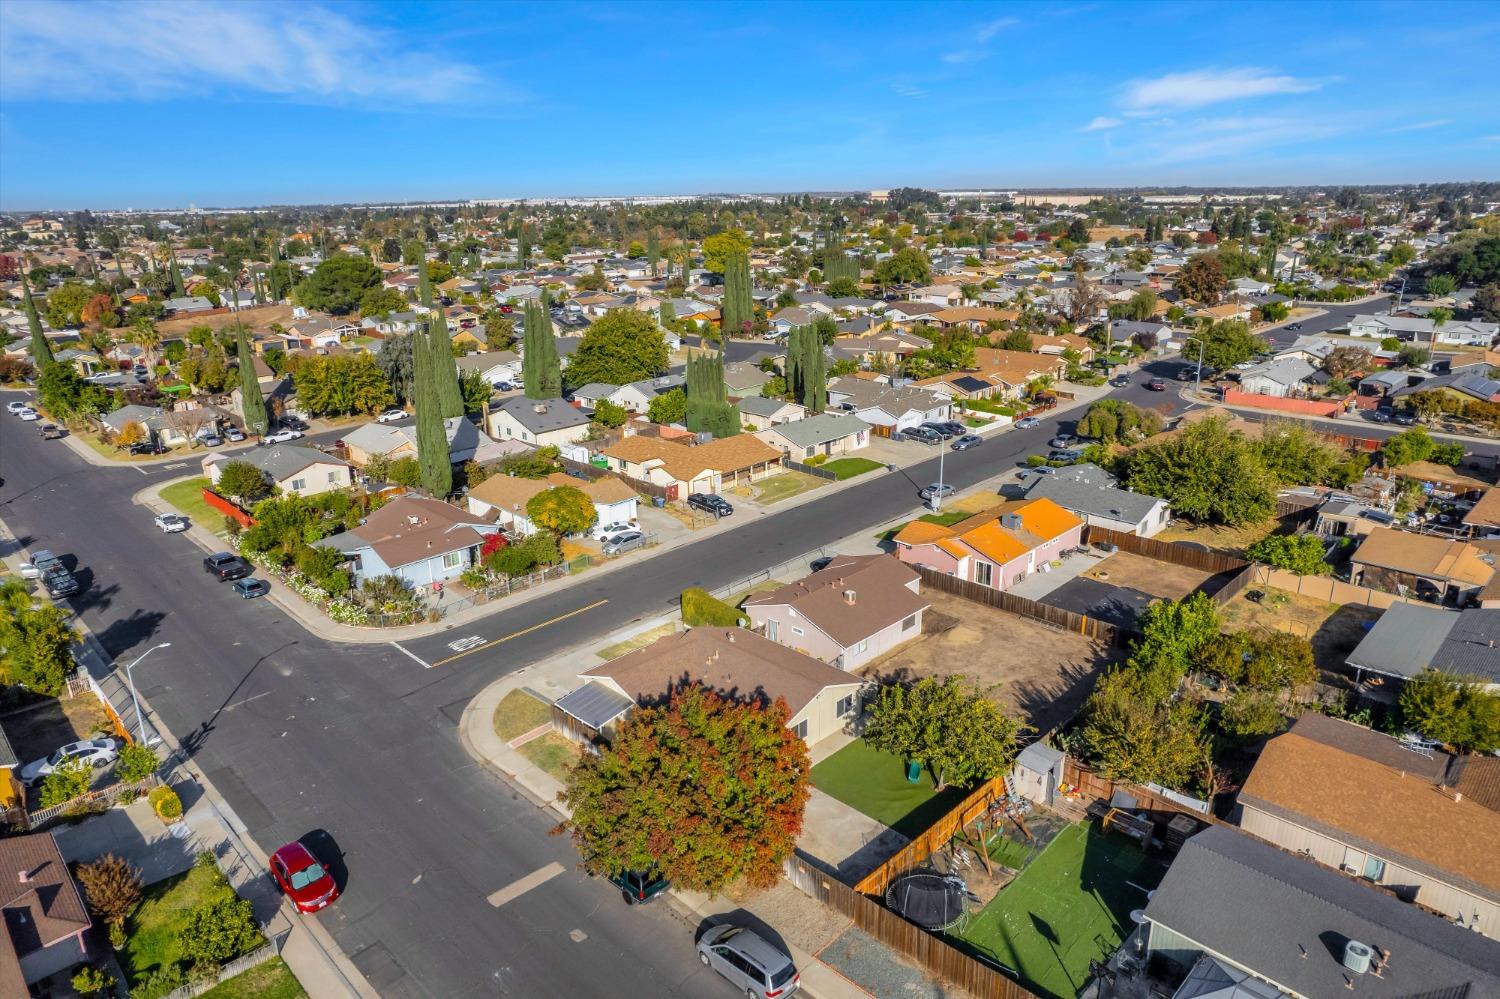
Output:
652,496,666,508
906,760,922,784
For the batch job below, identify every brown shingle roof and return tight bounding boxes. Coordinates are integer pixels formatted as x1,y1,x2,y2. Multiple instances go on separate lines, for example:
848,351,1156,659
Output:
0,831,90,961
581,627,860,717
1352,527,1495,587
743,554,929,647
1240,731,1500,901
600,434,779,482
352,496,495,569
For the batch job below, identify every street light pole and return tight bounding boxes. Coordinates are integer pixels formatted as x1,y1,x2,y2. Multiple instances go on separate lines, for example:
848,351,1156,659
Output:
931,441,946,513
123,642,170,746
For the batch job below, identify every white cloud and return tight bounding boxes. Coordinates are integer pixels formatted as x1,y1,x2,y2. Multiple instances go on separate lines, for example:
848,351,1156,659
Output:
1121,68,1320,112
1480,134,1500,142
0,0,491,107
942,15,1018,64
975,17,1018,42
1082,116,1122,131
892,84,928,99
1389,119,1452,132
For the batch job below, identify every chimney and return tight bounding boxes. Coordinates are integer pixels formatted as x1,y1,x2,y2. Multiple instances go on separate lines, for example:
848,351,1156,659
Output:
533,403,547,414
843,588,857,605
727,632,735,643
18,869,29,884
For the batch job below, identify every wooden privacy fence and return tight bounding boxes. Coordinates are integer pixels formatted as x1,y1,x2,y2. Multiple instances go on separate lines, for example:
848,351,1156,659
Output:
202,488,256,527
1059,759,1219,829
855,774,1007,897
1083,525,1248,576
1209,563,1258,607
912,565,1122,646
559,454,673,501
785,853,1042,999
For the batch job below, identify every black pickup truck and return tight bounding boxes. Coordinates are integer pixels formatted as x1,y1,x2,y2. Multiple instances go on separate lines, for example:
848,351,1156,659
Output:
203,552,253,581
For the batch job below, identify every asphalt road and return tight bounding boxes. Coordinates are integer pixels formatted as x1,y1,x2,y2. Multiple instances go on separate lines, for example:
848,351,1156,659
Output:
0,414,740,999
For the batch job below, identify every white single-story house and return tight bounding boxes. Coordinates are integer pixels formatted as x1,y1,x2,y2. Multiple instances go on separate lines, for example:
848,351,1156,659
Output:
466,471,638,536
486,397,592,448
754,412,871,460
312,495,501,589
203,444,353,498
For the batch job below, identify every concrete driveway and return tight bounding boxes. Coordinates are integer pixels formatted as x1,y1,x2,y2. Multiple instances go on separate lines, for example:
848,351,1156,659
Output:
797,788,910,886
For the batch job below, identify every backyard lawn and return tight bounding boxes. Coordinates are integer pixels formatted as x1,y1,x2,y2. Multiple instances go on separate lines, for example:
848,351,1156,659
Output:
810,738,969,839
122,864,265,991
160,477,227,532
950,822,1163,999
198,958,306,999
822,456,884,480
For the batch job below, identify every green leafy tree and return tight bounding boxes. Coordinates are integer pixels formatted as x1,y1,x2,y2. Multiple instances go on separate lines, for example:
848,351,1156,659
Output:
0,580,75,696
115,743,160,783
680,587,747,626
1124,415,1275,525
215,461,271,505
483,311,516,349
359,286,408,317
1245,533,1331,575
522,300,561,398
996,328,1033,352
566,309,668,387
862,676,1022,791
387,456,423,488
702,228,751,272
1380,426,1437,468
39,757,93,808
293,255,381,315
1176,252,1227,304
180,892,262,967
413,329,453,496
293,354,396,416
1076,399,1162,443
873,247,932,286
1078,669,1209,789
1425,273,1456,298
461,370,491,414
561,684,810,894
71,965,115,997
647,388,687,425
526,485,595,535
37,359,115,420
1128,592,1221,684
21,270,54,369
375,333,415,403
590,398,628,428
234,325,268,434
45,281,94,328
1399,671,1500,752
1189,320,1264,371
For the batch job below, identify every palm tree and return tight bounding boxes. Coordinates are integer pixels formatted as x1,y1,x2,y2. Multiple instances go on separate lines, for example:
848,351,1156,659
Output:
130,317,161,371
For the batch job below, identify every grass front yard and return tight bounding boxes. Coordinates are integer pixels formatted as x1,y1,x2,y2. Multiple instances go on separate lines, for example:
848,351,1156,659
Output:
517,731,580,782
822,456,884,480
160,477,226,532
122,864,265,991
750,471,826,504
492,690,552,743
198,958,306,999
597,621,678,660
75,431,188,464
878,510,970,543
810,738,969,839
949,822,1163,999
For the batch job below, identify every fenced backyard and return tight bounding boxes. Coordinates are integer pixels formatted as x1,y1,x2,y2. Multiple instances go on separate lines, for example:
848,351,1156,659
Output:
912,565,1124,646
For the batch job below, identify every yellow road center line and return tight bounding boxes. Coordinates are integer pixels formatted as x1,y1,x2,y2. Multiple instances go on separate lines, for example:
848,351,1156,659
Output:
429,598,609,667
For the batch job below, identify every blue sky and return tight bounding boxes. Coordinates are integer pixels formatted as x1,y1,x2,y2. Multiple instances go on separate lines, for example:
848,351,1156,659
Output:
2,0,1498,209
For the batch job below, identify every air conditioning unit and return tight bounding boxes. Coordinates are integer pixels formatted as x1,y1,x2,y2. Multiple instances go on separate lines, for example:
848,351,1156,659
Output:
1343,940,1373,975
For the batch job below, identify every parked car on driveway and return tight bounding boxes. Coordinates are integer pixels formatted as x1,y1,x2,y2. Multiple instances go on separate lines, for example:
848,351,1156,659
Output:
376,408,407,424
155,513,190,533
270,841,340,913
919,421,957,439
204,552,252,581
901,426,942,445
19,738,119,787
1014,417,1041,429
1048,448,1083,462
225,426,246,442
129,441,169,455
951,434,982,450
232,578,271,599
918,482,955,501
697,924,799,999
263,428,304,444
601,531,646,556
687,493,733,517
279,416,309,431
199,433,224,447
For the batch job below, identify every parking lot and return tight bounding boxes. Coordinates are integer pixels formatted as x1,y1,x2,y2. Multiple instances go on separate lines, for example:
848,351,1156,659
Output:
859,589,1117,735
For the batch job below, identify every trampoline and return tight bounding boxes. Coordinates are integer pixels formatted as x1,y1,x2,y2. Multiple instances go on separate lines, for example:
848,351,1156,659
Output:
885,870,970,931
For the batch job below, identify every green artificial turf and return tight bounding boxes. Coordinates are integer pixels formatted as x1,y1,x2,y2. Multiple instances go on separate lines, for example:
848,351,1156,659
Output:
810,738,970,838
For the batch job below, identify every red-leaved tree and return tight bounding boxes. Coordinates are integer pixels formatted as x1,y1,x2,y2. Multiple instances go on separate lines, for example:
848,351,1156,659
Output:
559,684,810,894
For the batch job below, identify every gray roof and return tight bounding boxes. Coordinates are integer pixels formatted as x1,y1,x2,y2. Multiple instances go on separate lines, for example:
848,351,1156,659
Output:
1022,469,1165,526
570,382,619,399
1435,609,1500,682
221,444,347,481
1239,357,1316,387
738,395,801,418
0,720,16,768
764,412,871,449
1145,825,1500,998
1014,742,1063,774
1345,602,1468,680
554,681,634,730
493,396,590,434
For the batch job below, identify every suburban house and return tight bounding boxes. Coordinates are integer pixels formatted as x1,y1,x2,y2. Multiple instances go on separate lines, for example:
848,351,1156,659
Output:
1140,823,1500,997
907,284,963,307
312,495,501,588
597,434,781,498
487,397,592,448
1022,332,1094,362
1345,604,1500,689
915,349,1067,402
1349,314,1500,347
892,497,1085,590
455,349,521,386
1227,276,1272,296
579,375,684,414
0,831,92,990
754,412,871,460
723,360,774,397
1235,715,1500,937
202,444,353,498
553,627,864,747
1348,527,1495,604
826,377,952,434
342,416,508,467
1107,319,1170,348
1019,464,1172,537
100,404,194,447
466,471,638,537
737,395,807,431
1236,356,1318,397
743,554,928,671
884,301,945,324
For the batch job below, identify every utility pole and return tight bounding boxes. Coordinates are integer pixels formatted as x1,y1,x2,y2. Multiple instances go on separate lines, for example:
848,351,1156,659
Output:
123,642,171,746
1392,276,1406,316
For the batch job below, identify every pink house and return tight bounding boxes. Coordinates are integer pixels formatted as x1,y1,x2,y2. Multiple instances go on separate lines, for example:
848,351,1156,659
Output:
892,497,1084,591
743,554,929,671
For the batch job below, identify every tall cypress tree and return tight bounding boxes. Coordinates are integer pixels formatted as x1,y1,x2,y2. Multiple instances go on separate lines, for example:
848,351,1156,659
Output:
169,253,186,298
785,324,802,402
521,300,561,399
21,270,54,371
413,327,453,496
432,311,464,419
721,249,754,338
646,231,660,276
805,326,826,414
685,350,738,438
235,324,269,434
418,253,433,308
517,225,531,267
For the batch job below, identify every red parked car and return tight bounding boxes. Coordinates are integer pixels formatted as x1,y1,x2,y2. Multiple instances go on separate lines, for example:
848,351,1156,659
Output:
269,842,340,913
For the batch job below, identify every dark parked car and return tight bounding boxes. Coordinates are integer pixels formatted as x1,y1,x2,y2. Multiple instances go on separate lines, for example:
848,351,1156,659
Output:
232,578,271,599
42,566,80,598
608,868,669,905
204,552,253,581
901,426,942,444
1048,448,1083,462
279,416,309,431
919,421,957,439
1147,378,1167,392
1370,409,1391,423
687,493,734,517
951,434,982,450
129,441,169,455
1286,322,1303,332
809,556,834,572
1392,411,1416,426
933,421,966,436
1109,375,1131,387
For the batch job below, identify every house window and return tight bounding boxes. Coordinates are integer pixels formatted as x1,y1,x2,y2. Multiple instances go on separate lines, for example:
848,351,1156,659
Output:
1362,856,1386,882
792,720,809,740
766,620,779,642
975,562,993,588
328,470,339,483
837,695,856,716
804,445,815,458
290,478,306,491
854,639,868,654
902,613,918,631
441,551,463,569
790,626,804,637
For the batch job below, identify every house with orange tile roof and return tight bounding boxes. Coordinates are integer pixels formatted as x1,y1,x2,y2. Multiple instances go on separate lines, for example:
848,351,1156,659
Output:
891,497,1084,590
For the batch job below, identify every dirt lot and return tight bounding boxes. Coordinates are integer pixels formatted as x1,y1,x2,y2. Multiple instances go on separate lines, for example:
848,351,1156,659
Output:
0,695,115,765
1155,516,1279,556
1081,550,1214,601
859,590,1118,735
1218,585,1383,670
